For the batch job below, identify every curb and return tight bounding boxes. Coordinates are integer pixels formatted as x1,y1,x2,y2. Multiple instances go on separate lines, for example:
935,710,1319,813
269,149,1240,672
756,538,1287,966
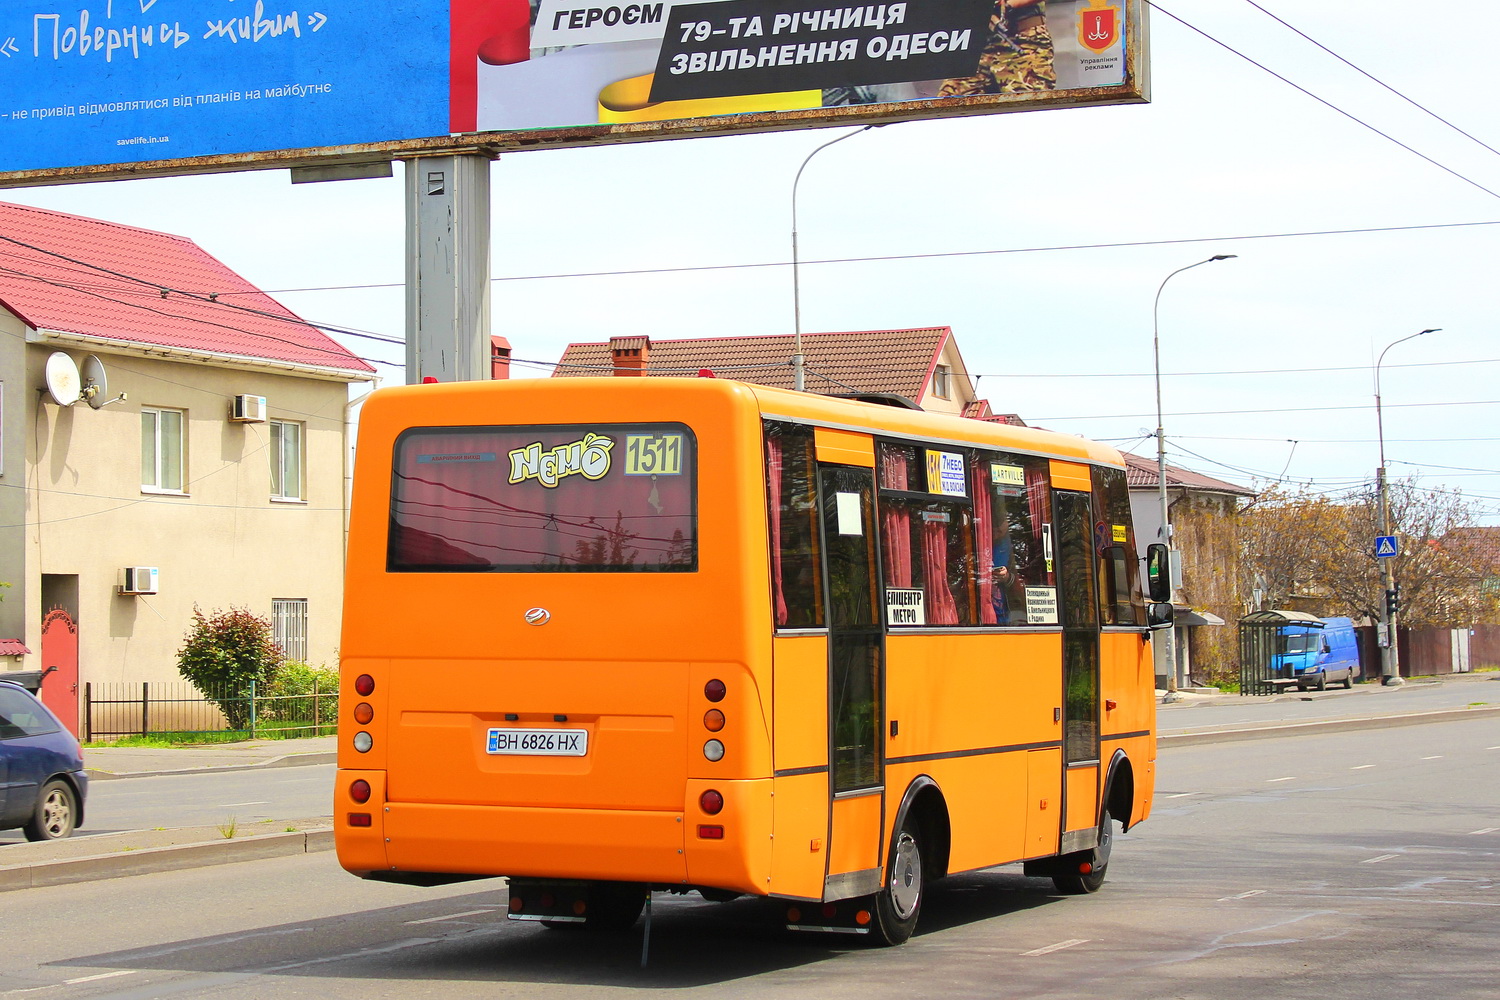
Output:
85,751,338,781
1159,705,1500,747
0,827,333,893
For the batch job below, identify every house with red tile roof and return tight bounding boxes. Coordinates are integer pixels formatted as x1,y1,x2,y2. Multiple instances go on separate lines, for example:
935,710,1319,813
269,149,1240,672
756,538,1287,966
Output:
553,328,988,415
0,201,375,732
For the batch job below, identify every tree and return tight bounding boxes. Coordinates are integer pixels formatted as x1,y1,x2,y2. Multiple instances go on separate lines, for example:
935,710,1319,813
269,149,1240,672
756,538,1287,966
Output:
175,606,284,731
1239,480,1500,628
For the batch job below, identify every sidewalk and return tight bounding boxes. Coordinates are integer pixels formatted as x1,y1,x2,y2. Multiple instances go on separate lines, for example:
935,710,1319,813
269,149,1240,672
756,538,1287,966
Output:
83,734,337,780
3,673,1497,892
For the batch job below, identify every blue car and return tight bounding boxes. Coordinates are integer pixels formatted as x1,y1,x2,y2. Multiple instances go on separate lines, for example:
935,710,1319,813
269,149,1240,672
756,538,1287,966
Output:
0,679,88,840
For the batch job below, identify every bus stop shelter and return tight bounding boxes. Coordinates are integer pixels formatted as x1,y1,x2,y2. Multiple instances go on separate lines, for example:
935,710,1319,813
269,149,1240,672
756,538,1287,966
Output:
1238,610,1324,696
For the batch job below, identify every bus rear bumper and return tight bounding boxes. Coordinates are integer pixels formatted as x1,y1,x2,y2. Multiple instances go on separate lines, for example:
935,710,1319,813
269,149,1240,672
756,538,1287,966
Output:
379,801,691,884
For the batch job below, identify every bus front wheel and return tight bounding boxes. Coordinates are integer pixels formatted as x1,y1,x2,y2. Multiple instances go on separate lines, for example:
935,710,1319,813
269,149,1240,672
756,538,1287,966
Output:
871,817,924,945
1052,807,1113,895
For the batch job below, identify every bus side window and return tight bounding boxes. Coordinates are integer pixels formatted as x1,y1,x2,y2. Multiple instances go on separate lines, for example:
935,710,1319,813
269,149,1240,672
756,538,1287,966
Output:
1091,466,1145,626
878,443,973,626
766,423,824,628
971,451,1051,626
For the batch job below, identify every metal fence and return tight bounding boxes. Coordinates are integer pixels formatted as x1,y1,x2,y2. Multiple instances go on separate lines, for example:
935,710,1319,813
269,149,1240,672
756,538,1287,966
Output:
84,680,338,741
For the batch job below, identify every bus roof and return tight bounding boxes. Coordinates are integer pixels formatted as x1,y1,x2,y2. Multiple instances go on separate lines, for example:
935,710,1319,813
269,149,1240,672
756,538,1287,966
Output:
365,377,1127,469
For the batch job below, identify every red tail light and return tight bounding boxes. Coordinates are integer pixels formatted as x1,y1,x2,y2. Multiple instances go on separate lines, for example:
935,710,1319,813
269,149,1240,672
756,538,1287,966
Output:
699,789,724,815
347,813,371,827
349,779,371,804
704,679,726,702
354,674,375,696
697,825,724,839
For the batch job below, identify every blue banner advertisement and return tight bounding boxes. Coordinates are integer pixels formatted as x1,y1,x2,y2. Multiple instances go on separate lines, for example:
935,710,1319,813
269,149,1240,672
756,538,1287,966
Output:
0,0,450,174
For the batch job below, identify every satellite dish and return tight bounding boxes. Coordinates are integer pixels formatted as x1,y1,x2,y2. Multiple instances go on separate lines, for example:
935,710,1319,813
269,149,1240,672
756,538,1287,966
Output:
81,355,109,409
44,352,81,406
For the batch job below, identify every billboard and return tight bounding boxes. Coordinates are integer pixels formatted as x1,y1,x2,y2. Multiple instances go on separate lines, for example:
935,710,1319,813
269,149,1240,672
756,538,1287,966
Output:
0,0,1145,186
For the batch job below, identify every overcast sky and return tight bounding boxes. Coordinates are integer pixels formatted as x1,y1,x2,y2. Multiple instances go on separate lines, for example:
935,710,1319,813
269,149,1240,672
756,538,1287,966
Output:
5,0,1496,525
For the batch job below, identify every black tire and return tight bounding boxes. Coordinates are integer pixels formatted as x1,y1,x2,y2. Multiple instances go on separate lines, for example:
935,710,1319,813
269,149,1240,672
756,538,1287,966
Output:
24,780,78,842
871,815,924,946
1343,672,1354,690
1052,807,1113,895
1316,672,1328,692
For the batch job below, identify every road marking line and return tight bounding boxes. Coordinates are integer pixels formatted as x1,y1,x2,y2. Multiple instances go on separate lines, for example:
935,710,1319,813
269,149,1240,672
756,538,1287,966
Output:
215,801,270,807
1361,854,1398,864
1421,756,1444,760
1021,939,1090,957
1267,776,1297,782
1468,827,1498,836
403,908,498,925
62,971,137,985
1164,792,1199,798
1218,889,1267,901
1351,764,1376,770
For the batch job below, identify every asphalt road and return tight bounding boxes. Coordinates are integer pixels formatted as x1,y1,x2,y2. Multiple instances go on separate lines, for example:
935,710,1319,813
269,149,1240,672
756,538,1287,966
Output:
2,714,1496,1000
0,766,335,847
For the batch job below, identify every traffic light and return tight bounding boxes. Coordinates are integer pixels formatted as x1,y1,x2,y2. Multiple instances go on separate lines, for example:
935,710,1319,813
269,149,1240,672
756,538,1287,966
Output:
1385,586,1401,618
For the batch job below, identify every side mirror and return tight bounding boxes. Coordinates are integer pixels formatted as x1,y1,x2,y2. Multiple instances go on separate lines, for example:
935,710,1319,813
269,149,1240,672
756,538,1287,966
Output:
1145,543,1171,603
1146,602,1174,630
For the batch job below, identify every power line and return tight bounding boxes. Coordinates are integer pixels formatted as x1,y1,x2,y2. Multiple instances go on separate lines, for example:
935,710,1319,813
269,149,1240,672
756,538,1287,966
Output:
1240,0,1500,162
1150,1,1500,201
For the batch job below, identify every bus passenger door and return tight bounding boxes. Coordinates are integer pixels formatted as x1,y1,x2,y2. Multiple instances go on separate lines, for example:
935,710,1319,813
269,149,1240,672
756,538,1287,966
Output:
817,463,886,900
1054,489,1102,852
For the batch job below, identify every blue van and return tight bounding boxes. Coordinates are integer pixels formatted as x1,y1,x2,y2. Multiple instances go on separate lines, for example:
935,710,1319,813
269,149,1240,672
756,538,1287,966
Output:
1270,616,1361,691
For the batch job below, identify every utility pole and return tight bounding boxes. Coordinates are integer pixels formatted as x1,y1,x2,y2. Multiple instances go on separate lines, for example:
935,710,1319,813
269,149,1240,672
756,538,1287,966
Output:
1373,328,1440,686
405,153,494,384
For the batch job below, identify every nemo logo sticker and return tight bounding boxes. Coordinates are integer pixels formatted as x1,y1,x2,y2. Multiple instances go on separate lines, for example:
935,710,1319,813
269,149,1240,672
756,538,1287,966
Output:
509,433,614,487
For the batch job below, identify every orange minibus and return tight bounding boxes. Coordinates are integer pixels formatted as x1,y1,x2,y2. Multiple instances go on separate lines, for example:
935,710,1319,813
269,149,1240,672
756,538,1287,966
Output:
336,376,1168,945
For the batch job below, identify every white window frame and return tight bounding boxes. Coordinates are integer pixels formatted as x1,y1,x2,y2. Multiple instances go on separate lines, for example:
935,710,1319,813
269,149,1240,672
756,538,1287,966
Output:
932,364,952,400
269,419,305,502
272,598,309,663
141,406,187,494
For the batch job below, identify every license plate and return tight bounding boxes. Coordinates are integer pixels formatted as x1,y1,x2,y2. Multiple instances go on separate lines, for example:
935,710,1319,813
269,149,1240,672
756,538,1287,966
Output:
486,728,589,757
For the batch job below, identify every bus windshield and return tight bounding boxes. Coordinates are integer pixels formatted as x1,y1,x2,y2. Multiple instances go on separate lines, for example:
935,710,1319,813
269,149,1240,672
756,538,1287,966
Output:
388,422,697,572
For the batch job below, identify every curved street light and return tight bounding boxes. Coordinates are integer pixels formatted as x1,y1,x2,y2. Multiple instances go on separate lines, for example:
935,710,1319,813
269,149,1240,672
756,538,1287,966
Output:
1374,327,1441,686
1153,254,1236,698
790,125,877,391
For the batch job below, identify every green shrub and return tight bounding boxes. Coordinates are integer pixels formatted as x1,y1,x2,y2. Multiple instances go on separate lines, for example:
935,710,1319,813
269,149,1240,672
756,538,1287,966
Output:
262,660,339,725
176,606,283,730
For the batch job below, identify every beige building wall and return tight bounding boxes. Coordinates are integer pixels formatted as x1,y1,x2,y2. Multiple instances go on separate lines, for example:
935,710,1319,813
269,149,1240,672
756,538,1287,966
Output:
14,341,363,698
917,337,978,415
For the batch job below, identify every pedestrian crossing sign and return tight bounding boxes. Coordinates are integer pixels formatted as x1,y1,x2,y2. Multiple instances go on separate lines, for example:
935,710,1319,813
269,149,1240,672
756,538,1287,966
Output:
1374,535,1398,558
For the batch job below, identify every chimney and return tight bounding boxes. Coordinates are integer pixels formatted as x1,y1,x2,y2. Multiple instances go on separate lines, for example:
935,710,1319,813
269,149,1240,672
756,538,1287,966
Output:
490,336,512,380
609,336,650,376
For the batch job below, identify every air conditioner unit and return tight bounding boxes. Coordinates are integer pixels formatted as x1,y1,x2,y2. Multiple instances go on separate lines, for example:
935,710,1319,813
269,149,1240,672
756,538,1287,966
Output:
231,394,267,422
119,566,159,595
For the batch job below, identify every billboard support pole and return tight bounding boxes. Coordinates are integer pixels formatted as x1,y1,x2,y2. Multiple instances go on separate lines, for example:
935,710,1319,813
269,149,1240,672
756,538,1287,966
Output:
405,154,493,384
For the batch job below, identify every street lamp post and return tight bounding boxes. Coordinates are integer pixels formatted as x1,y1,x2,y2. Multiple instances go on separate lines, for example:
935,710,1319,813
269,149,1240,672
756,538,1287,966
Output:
1374,327,1440,686
1153,254,1236,698
791,125,876,392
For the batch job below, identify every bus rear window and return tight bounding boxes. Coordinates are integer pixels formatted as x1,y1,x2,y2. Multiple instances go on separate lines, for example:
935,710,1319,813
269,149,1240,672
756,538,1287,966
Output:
388,423,697,573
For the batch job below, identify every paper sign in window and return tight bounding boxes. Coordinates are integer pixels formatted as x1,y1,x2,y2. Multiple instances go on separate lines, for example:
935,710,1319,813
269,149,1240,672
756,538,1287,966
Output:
835,492,862,536
1026,587,1060,625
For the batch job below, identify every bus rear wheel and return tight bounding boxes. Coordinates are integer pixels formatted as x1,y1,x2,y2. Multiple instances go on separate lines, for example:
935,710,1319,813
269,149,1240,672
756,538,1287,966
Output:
1052,807,1113,895
871,817,924,946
